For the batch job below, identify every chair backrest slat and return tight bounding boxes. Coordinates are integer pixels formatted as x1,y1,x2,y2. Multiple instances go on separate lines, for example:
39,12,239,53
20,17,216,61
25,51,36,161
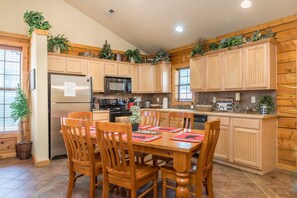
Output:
141,110,160,126
68,112,93,126
168,112,194,129
96,122,136,180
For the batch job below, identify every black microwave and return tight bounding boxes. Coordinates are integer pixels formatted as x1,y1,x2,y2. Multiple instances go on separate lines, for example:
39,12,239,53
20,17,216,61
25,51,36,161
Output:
104,76,132,93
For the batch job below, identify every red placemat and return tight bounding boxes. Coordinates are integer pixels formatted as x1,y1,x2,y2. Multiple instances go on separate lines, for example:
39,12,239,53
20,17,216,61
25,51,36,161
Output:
147,126,183,133
139,125,154,130
170,133,204,143
122,134,161,142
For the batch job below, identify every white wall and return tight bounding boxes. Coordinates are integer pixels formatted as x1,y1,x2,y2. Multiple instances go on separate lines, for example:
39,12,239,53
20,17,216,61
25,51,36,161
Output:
0,0,138,52
30,31,49,165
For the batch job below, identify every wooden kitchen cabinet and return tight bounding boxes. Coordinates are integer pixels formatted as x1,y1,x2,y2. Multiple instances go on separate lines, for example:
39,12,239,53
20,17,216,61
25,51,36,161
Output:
208,116,230,161
131,65,139,93
93,111,109,124
104,61,118,76
244,41,277,89
118,62,132,77
87,60,105,92
48,55,67,73
138,64,155,93
223,49,243,90
154,62,171,93
48,54,86,75
66,58,87,75
190,56,204,91
205,53,222,90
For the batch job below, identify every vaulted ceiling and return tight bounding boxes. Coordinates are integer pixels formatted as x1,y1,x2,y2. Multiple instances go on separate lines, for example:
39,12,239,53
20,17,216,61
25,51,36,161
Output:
64,0,297,54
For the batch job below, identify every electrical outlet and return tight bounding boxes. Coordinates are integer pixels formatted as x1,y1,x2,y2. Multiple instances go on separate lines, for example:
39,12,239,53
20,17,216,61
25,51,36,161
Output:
251,96,256,103
156,97,160,102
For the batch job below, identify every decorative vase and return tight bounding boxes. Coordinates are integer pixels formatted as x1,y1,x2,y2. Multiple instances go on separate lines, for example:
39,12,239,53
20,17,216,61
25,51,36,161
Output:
53,46,61,53
116,54,122,61
132,123,139,131
130,57,135,63
16,141,32,160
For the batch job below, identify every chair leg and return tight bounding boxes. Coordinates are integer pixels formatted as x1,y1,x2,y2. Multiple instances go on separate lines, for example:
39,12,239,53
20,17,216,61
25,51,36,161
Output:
206,174,214,198
67,171,75,198
131,188,137,198
162,177,167,198
90,174,95,198
153,177,157,198
103,180,109,198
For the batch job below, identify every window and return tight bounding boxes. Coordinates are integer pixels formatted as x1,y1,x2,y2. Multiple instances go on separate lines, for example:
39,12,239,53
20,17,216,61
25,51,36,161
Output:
175,68,192,101
0,46,22,132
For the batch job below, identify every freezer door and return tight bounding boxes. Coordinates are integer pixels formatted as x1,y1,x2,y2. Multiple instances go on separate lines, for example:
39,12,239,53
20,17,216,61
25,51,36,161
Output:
50,74,91,103
50,102,91,159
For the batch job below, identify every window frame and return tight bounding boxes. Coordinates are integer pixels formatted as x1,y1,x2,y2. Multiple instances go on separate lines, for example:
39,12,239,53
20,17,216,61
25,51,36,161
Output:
175,67,192,102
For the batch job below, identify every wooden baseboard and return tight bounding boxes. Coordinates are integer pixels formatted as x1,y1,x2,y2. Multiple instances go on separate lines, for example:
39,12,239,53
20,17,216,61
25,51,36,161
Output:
0,152,16,159
31,154,51,167
277,163,297,173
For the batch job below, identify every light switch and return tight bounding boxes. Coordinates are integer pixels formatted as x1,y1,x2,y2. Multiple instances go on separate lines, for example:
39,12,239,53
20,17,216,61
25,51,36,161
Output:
251,96,256,103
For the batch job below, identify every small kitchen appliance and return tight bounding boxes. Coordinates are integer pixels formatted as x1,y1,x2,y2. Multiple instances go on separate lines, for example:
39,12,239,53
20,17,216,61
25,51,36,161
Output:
162,97,168,109
216,98,233,112
145,100,151,108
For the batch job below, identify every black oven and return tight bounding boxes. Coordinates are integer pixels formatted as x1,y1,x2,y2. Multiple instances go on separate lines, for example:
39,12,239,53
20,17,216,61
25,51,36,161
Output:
104,76,131,94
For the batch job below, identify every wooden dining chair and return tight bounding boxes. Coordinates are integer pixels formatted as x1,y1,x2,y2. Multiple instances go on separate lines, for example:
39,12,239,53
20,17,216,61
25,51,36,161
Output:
95,122,160,198
61,118,102,198
141,110,160,126
68,112,93,126
160,120,220,198
168,112,194,129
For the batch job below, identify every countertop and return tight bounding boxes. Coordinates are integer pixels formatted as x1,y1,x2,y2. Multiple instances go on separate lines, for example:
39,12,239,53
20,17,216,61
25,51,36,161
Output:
141,108,278,119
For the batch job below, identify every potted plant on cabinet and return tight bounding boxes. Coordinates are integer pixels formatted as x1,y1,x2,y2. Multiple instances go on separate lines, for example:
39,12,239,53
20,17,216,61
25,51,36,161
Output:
47,34,71,53
23,10,52,36
257,96,275,114
129,106,141,131
124,49,142,63
10,85,32,160
99,40,115,60
152,49,170,64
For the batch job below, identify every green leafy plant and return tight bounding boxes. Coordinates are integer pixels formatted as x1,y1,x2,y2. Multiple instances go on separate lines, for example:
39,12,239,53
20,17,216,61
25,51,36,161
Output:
257,96,275,113
248,29,277,41
209,43,220,51
23,10,52,36
124,49,142,63
152,49,170,64
191,40,205,57
10,85,31,143
99,40,115,60
129,106,141,124
219,36,246,49
47,34,71,53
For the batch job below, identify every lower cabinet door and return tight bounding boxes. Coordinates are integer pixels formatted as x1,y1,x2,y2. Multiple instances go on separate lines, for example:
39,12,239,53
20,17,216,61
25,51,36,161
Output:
233,127,261,168
214,125,230,160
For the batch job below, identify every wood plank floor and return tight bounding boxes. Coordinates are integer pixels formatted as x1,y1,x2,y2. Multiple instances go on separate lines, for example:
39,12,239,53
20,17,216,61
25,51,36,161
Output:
0,157,296,197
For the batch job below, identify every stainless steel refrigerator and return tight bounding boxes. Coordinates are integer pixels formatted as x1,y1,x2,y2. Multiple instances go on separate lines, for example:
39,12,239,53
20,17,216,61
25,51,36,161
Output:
49,74,92,159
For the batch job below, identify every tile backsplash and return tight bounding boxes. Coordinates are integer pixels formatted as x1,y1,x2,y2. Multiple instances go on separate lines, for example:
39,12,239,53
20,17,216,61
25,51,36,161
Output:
93,93,172,109
195,90,276,113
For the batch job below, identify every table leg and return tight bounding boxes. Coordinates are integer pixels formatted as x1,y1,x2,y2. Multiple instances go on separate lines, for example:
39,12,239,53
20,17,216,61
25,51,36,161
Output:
176,171,189,198
173,152,191,198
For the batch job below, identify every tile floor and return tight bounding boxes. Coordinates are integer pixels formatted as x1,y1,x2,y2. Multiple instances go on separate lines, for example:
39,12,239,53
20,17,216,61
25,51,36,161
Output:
0,157,297,198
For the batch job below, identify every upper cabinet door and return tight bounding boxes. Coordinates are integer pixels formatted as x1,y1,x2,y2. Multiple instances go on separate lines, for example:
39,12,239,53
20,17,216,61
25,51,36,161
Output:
87,60,105,92
223,49,243,90
131,65,139,93
244,43,268,89
205,53,222,90
118,63,131,77
48,55,67,73
138,64,154,93
104,62,118,76
190,56,204,91
66,58,87,75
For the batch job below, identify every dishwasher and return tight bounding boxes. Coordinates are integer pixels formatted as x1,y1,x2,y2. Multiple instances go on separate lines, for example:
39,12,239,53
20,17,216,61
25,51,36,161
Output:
193,114,207,130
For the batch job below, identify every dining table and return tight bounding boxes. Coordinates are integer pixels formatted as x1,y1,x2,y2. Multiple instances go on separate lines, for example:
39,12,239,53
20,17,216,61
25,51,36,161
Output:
90,125,205,198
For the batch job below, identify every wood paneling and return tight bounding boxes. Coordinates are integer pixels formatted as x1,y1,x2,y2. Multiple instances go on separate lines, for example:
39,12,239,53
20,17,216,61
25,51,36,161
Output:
169,14,297,170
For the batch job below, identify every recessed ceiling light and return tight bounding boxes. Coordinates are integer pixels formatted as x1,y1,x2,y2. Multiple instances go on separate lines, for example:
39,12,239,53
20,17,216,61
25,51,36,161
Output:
175,26,183,33
241,0,252,8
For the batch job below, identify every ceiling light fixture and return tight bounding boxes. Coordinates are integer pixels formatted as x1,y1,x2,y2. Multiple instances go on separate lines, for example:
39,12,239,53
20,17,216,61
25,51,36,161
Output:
175,26,183,33
241,0,252,8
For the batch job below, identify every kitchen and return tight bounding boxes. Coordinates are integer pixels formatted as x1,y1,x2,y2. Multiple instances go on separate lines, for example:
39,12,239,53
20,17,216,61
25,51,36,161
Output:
0,0,297,197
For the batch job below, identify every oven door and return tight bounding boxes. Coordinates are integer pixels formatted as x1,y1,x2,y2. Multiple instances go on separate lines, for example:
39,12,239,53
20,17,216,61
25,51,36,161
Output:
105,77,131,93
